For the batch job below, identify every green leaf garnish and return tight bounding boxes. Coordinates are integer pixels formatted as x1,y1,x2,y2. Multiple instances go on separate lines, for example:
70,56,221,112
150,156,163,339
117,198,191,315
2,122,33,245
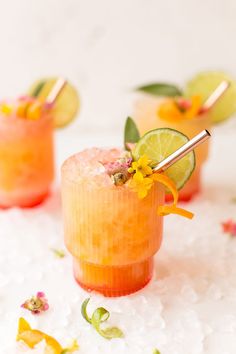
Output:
124,116,140,150
153,349,161,354
51,248,65,258
81,298,124,340
30,80,46,98
136,82,182,97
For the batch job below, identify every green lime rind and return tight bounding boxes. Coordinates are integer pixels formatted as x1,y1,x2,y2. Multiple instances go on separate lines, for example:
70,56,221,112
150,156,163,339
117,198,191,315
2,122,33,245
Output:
136,82,182,97
133,128,196,191
185,71,236,123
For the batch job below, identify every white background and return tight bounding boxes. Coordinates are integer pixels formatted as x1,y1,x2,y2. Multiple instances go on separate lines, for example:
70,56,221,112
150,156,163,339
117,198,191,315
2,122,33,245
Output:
0,0,236,133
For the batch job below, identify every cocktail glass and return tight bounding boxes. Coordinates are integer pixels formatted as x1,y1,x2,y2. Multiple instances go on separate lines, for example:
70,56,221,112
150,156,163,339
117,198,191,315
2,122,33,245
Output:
133,95,211,201
61,148,165,297
0,99,54,208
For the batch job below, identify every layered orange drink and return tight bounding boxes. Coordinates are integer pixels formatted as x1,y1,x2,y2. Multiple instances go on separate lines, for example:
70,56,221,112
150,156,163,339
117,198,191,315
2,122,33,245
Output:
0,97,54,208
62,124,195,296
0,78,79,208
133,94,211,201
133,72,236,201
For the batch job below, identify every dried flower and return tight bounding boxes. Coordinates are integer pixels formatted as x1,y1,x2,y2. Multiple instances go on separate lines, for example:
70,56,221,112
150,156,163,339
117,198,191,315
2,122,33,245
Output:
21,292,49,314
221,219,236,237
104,157,132,186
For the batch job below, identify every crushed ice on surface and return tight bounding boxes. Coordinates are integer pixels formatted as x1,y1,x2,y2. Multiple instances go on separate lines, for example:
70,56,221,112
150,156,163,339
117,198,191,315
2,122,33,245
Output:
1,130,236,354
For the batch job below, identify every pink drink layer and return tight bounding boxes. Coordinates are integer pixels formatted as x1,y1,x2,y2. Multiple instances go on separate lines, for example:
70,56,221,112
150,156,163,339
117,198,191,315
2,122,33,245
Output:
62,148,165,296
0,106,54,208
133,95,211,201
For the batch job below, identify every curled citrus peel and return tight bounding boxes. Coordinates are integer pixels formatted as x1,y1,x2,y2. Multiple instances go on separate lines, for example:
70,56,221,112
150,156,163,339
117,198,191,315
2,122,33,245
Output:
151,173,194,219
17,318,78,354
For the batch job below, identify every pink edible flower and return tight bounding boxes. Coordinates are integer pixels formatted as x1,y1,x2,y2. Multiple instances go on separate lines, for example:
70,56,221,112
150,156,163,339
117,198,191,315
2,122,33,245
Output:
221,219,236,237
21,291,49,314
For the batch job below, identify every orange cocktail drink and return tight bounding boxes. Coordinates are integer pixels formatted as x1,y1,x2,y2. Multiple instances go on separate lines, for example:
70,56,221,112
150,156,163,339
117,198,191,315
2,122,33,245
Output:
0,98,54,207
62,148,165,297
133,94,211,201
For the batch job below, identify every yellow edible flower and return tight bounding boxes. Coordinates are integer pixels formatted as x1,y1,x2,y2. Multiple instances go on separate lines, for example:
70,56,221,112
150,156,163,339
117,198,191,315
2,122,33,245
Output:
128,155,153,176
0,103,13,116
128,171,153,199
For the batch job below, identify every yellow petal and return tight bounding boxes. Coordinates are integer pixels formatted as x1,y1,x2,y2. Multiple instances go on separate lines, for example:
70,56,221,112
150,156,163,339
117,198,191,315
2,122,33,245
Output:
131,161,138,170
143,165,153,176
127,167,134,173
143,177,153,186
133,171,144,182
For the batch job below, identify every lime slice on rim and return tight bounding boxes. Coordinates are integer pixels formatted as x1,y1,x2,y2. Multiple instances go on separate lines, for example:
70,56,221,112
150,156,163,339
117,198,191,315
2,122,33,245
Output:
28,78,80,128
185,71,236,123
133,128,195,190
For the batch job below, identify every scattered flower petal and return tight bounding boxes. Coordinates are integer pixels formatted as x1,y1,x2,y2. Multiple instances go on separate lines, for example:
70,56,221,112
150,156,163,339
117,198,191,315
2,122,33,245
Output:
221,219,236,237
153,349,161,354
51,248,66,258
61,339,79,353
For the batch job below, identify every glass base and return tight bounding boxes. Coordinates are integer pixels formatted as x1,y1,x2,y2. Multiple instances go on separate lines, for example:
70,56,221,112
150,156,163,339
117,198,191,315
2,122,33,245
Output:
73,257,154,297
166,167,201,202
0,190,49,209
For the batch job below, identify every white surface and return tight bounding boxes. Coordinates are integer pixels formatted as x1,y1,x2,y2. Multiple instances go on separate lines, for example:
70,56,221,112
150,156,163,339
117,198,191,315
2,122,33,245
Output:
1,121,236,354
0,0,236,132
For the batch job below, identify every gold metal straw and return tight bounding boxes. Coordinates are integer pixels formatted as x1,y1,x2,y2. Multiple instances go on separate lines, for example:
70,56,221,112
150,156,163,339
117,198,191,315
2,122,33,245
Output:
202,80,230,111
45,78,67,105
153,130,211,173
